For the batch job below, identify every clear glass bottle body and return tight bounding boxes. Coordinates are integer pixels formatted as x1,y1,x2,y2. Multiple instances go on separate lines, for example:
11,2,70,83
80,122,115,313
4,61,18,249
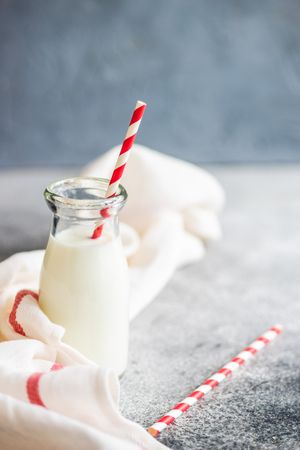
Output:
39,177,129,375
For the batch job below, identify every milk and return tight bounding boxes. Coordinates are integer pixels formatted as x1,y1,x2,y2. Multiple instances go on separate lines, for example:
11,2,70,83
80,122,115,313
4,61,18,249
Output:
39,225,129,375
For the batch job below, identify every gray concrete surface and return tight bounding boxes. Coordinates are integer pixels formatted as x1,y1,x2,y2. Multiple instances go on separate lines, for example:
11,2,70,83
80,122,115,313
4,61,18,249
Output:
1,0,300,167
0,166,299,449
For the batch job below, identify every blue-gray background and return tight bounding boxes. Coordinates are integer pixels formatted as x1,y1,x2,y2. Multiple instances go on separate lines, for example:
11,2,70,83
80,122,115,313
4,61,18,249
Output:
1,0,300,167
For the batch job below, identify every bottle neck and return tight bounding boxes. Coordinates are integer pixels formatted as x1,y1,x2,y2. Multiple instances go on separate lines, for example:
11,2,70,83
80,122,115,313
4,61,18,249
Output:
51,213,120,240
44,177,127,241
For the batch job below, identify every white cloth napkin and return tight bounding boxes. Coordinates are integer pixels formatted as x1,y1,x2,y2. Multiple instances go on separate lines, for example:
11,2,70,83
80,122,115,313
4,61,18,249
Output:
83,145,225,318
0,146,225,449
0,289,166,450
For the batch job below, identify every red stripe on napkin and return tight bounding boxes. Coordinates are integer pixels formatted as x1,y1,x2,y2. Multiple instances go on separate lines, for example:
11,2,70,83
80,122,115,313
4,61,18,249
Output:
51,363,63,371
9,290,39,336
26,372,46,407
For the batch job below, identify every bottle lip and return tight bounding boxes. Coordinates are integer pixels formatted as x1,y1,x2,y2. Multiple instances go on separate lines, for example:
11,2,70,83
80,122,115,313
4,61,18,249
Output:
44,176,127,210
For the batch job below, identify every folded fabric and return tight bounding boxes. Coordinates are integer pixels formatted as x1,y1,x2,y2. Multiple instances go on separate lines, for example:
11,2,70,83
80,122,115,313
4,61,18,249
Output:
0,145,225,449
83,145,225,317
0,289,167,450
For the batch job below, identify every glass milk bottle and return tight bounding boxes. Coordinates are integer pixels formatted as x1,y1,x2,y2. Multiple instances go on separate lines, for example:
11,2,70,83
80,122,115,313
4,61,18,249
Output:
39,177,129,376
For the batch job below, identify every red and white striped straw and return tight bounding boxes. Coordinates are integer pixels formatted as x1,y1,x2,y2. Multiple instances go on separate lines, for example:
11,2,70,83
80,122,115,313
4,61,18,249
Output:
106,100,147,198
148,324,283,438
91,100,147,239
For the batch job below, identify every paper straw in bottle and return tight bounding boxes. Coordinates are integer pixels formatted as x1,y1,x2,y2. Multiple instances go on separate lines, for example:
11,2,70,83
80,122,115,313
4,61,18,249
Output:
92,100,147,239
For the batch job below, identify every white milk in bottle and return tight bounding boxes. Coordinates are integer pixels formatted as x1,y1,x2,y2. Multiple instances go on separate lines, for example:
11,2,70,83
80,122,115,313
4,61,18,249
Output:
39,178,129,376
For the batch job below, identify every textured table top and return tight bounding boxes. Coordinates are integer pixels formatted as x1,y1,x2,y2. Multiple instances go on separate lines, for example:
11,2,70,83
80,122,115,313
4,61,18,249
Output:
0,166,299,449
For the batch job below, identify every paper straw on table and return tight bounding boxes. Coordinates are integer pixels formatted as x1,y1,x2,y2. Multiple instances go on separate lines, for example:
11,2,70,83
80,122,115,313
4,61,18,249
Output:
148,324,283,437
92,100,147,239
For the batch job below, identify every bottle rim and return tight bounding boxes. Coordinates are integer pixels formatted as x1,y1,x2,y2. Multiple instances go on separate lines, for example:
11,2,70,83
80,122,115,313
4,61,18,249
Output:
44,177,127,210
